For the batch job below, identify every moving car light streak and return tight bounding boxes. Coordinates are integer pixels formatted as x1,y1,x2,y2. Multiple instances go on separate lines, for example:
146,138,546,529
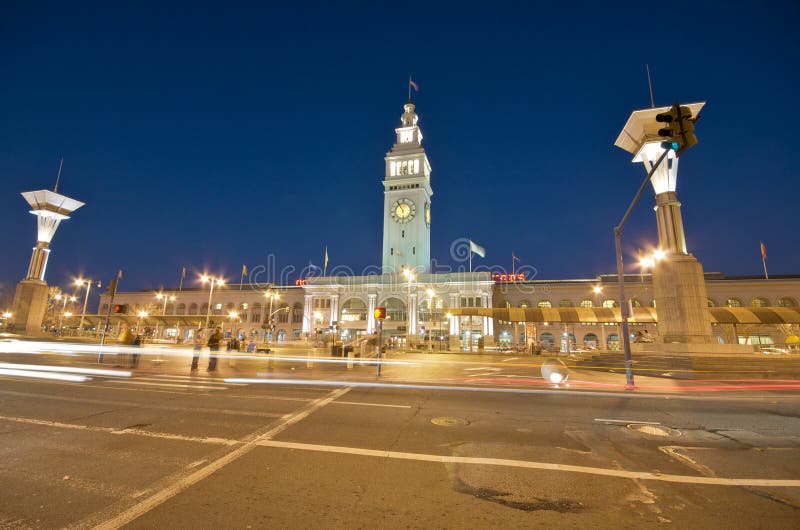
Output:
0,362,131,377
0,368,87,382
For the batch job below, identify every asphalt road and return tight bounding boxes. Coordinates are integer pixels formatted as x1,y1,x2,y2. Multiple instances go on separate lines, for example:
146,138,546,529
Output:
1,343,800,529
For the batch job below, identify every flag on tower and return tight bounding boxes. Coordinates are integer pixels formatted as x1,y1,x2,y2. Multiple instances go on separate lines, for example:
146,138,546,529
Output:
469,240,486,258
181,267,186,278
409,78,419,92
512,252,520,263
324,246,329,276
242,264,248,276
760,241,767,261
117,269,123,279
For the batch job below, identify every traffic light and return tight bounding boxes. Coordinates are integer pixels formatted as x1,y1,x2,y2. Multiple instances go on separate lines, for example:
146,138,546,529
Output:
373,307,386,320
113,304,128,314
655,103,698,155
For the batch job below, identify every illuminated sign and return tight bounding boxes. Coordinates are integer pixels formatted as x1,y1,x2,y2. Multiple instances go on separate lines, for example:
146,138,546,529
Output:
294,279,308,286
492,273,525,282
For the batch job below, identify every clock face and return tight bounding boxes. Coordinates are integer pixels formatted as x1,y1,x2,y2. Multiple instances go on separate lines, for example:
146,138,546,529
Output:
391,199,415,224
425,202,431,227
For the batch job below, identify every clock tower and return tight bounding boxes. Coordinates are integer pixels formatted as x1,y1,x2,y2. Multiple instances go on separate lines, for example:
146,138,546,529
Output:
382,100,432,274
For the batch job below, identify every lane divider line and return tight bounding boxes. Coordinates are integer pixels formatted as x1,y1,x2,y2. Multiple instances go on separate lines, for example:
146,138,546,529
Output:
86,386,352,530
255,439,800,488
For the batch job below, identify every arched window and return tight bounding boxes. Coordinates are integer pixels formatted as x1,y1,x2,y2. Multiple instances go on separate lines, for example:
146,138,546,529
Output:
559,299,574,307
579,299,593,308
750,297,769,307
200,303,209,315
225,302,235,312
539,333,554,350
165,303,175,314
189,303,198,315
176,303,186,315
276,303,290,323
538,300,552,308
707,298,716,308
602,300,618,308
341,298,367,321
292,302,304,324
583,333,599,348
250,302,262,323
607,333,620,350
726,298,743,308
649,299,657,308
518,300,531,308
778,297,798,307
100,304,109,314
630,298,642,308
383,297,407,323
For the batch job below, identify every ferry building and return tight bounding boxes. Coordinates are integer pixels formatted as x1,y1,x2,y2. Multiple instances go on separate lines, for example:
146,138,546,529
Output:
94,99,800,352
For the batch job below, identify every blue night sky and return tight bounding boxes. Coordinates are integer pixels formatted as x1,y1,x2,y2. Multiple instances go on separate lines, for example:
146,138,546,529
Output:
1,1,798,300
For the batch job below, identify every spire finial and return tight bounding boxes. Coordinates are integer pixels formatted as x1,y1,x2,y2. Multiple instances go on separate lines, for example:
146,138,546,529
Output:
54,157,63,193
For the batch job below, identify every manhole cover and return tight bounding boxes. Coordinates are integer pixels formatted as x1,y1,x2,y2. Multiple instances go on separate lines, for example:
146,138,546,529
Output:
431,416,470,427
627,424,681,437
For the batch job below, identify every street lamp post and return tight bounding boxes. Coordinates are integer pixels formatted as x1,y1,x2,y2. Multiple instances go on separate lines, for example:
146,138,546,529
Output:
264,290,280,343
155,292,176,340
201,275,225,330
593,286,606,351
228,311,239,344
402,268,415,350
75,278,101,336
426,288,434,352
54,294,77,331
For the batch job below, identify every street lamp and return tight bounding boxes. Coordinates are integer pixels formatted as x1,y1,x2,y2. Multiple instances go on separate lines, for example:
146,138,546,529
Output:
75,278,101,336
426,288,435,352
592,286,605,350
402,268,415,350
155,292,176,340
137,310,148,334
264,290,280,343
228,311,239,342
200,274,225,330
54,294,77,330
444,312,452,352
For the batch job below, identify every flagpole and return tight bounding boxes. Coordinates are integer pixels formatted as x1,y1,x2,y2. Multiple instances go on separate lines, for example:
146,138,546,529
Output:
179,268,185,292
762,256,769,280
512,252,515,276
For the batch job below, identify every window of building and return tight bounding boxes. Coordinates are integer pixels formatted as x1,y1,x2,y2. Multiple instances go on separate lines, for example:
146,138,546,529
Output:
579,299,593,308
707,298,716,307
778,297,797,307
215,303,222,310
559,299,573,307
602,300,617,308
750,297,769,307
188,303,198,315
726,298,743,307
538,300,552,308
631,298,642,308
277,304,290,323
519,300,531,308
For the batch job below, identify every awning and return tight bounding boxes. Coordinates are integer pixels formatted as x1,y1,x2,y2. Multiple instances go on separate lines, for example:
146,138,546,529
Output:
446,307,658,323
447,306,800,325
708,307,800,325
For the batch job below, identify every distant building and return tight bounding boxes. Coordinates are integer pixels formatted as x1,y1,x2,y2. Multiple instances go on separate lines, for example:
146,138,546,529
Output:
93,100,800,351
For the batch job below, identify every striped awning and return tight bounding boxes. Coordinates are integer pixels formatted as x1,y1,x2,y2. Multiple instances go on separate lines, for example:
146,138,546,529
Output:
446,307,658,323
448,306,800,325
708,307,800,324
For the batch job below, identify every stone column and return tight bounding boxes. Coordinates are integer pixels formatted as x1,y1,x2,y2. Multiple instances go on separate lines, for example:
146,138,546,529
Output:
329,294,339,326
367,294,377,334
408,293,418,336
302,294,313,333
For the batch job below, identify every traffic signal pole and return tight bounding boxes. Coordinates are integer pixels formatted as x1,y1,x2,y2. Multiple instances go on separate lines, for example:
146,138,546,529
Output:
614,148,669,389
98,278,118,364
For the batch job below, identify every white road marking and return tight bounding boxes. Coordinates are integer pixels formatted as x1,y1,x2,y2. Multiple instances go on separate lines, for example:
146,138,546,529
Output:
89,386,352,530
0,415,238,445
0,389,281,418
255,439,800,488
131,376,244,386
333,401,411,409
595,418,661,425
502,357,520,362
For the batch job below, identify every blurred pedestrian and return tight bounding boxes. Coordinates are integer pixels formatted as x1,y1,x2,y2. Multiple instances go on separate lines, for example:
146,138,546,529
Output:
190,328,204,372
207,327,223,372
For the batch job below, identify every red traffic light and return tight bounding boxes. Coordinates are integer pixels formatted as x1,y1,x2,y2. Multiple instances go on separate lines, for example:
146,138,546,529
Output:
373,307,386,320
113,304,128,314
